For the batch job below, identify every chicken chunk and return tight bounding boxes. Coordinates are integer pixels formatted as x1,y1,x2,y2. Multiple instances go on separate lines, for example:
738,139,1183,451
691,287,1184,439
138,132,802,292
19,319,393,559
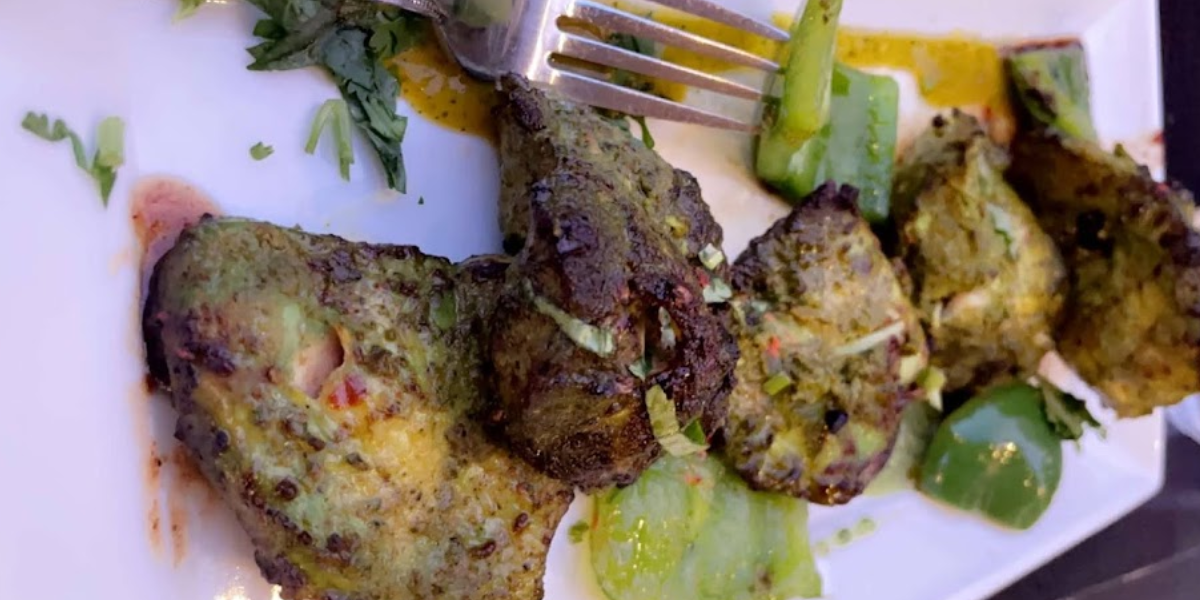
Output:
487,77,739,490
143,219,572,600
892,112,1067,393
723,184,928,505
1009,130,1200,416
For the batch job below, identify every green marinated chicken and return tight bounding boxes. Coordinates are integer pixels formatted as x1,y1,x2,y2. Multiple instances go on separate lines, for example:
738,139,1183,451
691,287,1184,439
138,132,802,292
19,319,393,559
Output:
143,219,572,600
1009,131,1200,416
488,77,739,490
892,112,1067,393
724,184,929,505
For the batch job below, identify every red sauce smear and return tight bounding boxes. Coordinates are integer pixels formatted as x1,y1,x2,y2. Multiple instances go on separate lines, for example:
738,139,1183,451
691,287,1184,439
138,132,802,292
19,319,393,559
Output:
327,374,367,409
130,176,221,297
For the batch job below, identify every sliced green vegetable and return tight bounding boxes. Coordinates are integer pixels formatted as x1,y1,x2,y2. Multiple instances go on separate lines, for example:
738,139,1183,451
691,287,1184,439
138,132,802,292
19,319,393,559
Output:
250,142,275,160
865,402,940,496
246,0,422,192
1006,42,1097,141
646,385,708,457
758,63,900,223
1041,385,1103,443
919,382,1063,530
772,0,843,147
592,454,822,600
306,99,355,180
21,112,124,206
529,282,615,357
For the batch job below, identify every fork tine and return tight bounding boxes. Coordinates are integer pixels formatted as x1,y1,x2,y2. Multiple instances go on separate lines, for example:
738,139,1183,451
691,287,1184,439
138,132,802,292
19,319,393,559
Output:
571,1,781,72
545,68,757,132
645,0,789,42
557,34,764,100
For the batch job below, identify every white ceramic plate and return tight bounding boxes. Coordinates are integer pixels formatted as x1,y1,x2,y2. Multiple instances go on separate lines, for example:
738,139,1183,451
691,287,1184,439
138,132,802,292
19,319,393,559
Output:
0,1,1167,599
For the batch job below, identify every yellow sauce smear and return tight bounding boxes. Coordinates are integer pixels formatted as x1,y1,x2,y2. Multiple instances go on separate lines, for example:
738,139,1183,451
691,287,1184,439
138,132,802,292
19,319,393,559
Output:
836,29,1008,115
387,28,498,141
609,3,1008,118
388,4,1009,141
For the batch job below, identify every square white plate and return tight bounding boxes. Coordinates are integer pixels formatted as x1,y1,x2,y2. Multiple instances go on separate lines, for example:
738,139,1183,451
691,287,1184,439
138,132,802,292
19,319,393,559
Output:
0,1,1166,599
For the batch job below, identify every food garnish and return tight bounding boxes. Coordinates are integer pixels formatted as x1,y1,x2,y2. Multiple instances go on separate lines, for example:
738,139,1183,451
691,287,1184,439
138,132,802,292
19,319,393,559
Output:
568,521,590,544
529,286,617,357
1041,385,1102,444
21,112,124,206
646,385,709,457
245,0,422,192
250,141,275,160
306,99,355,179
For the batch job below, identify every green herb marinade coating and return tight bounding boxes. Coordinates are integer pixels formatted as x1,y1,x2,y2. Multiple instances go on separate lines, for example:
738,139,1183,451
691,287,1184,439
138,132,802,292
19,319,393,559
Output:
892,111,1066,394
487,77,738,491
724,184,928,504
144,219,572,600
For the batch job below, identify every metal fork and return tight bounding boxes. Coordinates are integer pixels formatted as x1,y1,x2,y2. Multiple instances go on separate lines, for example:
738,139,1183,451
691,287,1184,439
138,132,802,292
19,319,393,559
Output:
386,0,788,131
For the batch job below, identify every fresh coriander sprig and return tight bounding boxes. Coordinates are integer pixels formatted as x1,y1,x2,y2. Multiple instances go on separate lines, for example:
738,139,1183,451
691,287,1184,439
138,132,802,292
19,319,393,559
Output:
21,112,125,206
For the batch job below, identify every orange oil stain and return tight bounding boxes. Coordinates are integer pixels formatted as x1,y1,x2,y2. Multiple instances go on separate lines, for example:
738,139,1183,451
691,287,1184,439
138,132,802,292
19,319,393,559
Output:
389,23,499,141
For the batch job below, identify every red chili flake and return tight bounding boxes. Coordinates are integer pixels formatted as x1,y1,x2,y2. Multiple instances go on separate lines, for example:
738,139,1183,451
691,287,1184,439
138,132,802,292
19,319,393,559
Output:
684,471,704,486
327,374,367,409
696,270,711,287
765,336,782,358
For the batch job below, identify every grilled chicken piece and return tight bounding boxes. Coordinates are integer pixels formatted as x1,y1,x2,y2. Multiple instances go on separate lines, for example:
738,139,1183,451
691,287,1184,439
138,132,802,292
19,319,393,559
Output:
1009,131,1200,416
488,76,739,490
723,184,928,505
892,112,1067,393
143,219,572,600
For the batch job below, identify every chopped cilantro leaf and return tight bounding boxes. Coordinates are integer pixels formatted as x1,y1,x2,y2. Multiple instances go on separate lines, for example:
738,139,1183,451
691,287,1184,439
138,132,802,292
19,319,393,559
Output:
528,282,616,357
568,521,590,544
702,276,732,304
763,373,793,396
628,357,651,380
699,244,726,270
1041,384,1103,444
634,115,655,149
21,112,124,206
246,0,422,192
646,385,708,456
306,99,355,180
250,142,275,160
